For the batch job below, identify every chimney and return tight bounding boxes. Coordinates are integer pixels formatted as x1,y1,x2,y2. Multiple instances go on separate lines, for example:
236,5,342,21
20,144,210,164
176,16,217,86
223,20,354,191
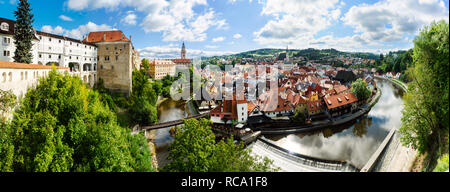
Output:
129,35,132,41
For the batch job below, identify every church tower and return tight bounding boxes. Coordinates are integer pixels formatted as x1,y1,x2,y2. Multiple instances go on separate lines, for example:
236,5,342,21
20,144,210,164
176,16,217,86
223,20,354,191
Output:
285,45,289,62
181,42,186,59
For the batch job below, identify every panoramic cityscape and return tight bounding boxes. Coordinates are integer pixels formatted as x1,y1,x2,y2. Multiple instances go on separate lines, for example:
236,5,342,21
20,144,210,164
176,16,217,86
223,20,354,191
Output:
0,0,448,176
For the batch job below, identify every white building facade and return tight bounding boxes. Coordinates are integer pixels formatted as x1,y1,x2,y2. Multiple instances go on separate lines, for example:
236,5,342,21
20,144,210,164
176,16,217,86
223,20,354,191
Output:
0,17,98,87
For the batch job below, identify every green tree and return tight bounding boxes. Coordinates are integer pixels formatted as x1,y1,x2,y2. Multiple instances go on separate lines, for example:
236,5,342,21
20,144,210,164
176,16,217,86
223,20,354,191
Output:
8,70,153,172
0,90,16,172
13,0,35,64
351,78,371,101
162,118,278,172
142,58,150,70
399,21,449,162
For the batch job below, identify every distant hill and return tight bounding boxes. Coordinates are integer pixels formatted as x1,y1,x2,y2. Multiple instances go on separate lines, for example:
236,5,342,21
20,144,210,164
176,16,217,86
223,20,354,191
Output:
204,48,381,60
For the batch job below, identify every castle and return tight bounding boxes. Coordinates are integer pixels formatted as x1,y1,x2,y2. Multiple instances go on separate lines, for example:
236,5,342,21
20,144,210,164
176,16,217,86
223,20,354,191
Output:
0,17,140,97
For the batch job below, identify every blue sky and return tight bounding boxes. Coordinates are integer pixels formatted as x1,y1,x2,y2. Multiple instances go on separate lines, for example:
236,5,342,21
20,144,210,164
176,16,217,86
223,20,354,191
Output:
1,0,448,58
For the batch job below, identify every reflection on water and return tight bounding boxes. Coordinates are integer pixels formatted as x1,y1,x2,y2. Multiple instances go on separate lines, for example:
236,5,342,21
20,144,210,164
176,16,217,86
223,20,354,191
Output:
266,79,405,168
154,99,187,149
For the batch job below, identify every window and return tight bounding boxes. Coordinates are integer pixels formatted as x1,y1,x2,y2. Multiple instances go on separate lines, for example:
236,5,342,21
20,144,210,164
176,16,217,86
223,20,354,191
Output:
115,56,118,61
105,45,109,50
3,37,11,44
49,55,51,59
114,46,117,50
58,55,61,59
39,36,42,40
59,40,61,43
70,42,72,45
49,38,51,42
111,66,114,70
48,47,51,50
3,50,10,56
39,54,42,58
0,22,9,31
105,56,110,61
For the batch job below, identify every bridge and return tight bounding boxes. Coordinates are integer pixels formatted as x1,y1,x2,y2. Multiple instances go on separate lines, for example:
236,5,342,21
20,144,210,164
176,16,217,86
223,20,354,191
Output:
135,113,209,132
249,138,360,172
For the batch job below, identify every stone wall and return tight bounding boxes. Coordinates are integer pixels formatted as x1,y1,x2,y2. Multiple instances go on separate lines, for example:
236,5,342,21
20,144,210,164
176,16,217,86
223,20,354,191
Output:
96,41,133,96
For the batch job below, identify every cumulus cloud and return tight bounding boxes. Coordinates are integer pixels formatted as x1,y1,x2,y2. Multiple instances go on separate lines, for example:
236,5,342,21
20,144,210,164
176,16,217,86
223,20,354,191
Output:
138,44,235,59
59,15,73,21
40,22,114,40
66,0,227,42
212,36,225,42
342,0,449,42
233,33,242,39
254,0,343,45
121,12,137,25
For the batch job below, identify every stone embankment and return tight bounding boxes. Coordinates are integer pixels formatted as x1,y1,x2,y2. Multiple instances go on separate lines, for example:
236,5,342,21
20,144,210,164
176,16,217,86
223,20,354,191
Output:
361,77,416,172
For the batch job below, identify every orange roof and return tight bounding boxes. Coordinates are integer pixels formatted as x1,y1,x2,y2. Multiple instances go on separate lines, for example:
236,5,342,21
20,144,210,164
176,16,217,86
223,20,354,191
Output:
0,61,69,70
248,101,256,113
324,92,358,110
84,31,130,43
334,85,348,94
308,100,323,112
173,59,191,63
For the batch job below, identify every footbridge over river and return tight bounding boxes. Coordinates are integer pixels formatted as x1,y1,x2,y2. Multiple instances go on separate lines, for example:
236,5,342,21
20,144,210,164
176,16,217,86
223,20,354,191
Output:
132,113,209,133
249,138,360,172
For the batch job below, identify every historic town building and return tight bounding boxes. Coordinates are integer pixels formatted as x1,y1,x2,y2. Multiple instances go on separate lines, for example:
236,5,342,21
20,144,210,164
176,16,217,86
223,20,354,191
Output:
0,17,39,64
173,42,191,72
83,30,140,95
0,61,69,98
1,17,98,87
148,59,176,80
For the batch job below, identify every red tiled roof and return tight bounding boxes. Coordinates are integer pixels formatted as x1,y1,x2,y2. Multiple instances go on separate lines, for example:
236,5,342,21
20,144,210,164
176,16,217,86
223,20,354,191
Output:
308,100,324,112
84,31,130,43
334,85,348,94
324,92,358,110
0,61,69,70
172,59,191,63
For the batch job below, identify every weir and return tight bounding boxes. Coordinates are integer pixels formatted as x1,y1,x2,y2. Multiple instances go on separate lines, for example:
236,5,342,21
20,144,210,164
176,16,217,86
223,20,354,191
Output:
249,138,360,172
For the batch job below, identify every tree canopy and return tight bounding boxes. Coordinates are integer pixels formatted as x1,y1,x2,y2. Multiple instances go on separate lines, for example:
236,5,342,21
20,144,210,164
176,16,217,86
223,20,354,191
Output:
13,0,35,64
351,78,371,101
2,70,153,172
399,21,449,167
162,118,278,172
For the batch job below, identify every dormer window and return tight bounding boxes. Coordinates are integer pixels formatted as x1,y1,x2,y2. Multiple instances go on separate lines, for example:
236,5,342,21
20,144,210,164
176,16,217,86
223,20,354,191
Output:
0,22,9,31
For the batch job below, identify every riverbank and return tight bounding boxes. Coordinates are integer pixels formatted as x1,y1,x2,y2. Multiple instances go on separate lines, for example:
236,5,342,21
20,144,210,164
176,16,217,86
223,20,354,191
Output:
258,87,382,135
363,77,417,172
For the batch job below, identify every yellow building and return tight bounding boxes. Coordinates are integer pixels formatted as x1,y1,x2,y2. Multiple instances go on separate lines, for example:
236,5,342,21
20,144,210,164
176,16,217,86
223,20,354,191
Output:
148,59,176,80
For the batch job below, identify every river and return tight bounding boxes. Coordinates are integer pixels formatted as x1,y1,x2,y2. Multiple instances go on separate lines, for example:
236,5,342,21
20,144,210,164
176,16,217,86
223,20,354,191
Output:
265,79,405,168
154,99,188,168
155,79,406,169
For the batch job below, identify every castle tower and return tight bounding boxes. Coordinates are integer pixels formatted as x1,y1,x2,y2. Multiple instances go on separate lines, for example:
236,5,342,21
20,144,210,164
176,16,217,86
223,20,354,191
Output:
181,42,186,59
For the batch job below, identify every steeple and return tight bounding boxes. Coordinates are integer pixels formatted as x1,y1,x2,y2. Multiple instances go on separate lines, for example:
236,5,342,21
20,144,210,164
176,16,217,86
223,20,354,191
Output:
181,42,186,59
285,45,289,62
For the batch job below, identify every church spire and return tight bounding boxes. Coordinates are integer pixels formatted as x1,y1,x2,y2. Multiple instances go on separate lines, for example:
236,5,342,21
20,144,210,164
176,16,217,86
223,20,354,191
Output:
285,45,289,62
181,42,186,59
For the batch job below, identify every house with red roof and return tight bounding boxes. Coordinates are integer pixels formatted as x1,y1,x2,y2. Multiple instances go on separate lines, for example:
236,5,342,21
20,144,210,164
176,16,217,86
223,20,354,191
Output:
324,92,358,118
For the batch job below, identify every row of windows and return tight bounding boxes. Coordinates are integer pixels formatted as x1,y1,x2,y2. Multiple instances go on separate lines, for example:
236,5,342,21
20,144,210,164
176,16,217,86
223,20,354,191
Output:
105,45,126,51
1,71,45,83
38,36,97,50
37,54,97,61
104,56,119,61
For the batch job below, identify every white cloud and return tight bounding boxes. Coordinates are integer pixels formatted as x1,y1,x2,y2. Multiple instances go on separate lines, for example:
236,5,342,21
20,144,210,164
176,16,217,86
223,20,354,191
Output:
59,15,73,21
212,36,225,42
121,12,137,25
342,0,449,42
254,0,343,45
40,22,114,40
66,0,227,42
138,45,235,59
233,33,242,39
205,45,218,49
